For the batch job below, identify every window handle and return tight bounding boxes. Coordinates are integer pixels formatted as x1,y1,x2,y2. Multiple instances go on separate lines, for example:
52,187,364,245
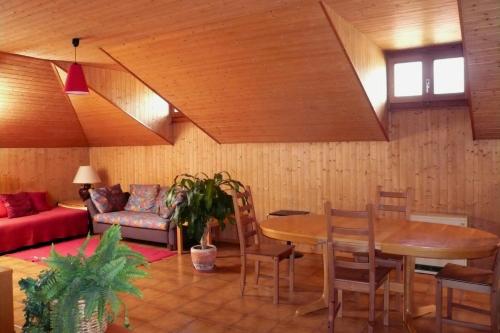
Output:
425,78,431,94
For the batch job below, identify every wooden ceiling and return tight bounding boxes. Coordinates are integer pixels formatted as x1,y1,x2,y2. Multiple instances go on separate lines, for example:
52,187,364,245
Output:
54,66,167,147
104,1,389,142
3,0,497,143
460,0,500,139
0,53,87,147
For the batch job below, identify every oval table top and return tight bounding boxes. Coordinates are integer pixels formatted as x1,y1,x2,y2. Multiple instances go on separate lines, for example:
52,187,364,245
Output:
260,214,499,259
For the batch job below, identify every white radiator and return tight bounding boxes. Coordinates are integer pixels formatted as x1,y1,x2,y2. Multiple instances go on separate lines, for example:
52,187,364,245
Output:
409,212,469,274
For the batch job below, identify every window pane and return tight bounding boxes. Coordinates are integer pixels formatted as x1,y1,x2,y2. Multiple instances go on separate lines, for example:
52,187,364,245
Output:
433,57,464,94
394,61,423,97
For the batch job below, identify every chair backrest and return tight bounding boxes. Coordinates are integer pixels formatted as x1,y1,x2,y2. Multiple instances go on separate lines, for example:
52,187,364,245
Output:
325,202,376,284
232,186,260,255
375,185,413,219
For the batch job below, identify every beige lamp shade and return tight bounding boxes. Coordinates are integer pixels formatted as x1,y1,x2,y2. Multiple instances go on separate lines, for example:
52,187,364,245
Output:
73,166,101,184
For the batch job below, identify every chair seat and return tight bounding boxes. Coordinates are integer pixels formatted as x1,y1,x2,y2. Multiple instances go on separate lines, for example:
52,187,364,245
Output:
246,244,294,259
336,266,392,284
436,263,493,286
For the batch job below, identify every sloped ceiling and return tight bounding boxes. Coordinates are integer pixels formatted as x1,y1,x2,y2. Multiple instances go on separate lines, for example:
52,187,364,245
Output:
460,0,500,139
104,1,387,142
55,66,167,147
0,0,469,143
55,61,174,144
0,53,87,147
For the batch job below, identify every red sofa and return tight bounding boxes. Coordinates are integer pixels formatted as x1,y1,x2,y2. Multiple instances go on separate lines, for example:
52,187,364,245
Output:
0,207,89,253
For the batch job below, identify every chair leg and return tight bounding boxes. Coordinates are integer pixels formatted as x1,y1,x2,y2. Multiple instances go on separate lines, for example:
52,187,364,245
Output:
436,279,442,333
240,255,246,296
368,284,375,333
396,263,403,312
447,287,453,319
254,261,260,285
338,290,343,318
328,288,337,333
491,290,498,333
273,257,279,305
383,278,390,326
289,252,295,292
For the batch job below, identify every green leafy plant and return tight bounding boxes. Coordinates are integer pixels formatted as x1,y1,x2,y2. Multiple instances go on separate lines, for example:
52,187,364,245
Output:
166,172,244,249
19,270,54,333
19,225,148,333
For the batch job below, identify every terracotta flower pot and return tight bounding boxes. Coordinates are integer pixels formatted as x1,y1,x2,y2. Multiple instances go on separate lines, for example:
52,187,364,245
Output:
190,244,217,271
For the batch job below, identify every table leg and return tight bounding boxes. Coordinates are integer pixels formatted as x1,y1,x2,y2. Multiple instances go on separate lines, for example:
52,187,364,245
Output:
295,244,329,316
404,256,418,333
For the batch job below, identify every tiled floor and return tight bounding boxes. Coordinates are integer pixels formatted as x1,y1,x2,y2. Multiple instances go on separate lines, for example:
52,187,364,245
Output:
0,242,493,333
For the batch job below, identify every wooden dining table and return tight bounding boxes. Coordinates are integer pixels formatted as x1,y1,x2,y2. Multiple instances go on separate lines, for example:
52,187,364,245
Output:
260,214,499,333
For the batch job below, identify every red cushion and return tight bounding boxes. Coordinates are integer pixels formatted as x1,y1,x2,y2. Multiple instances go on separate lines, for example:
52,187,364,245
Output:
27,192,53,212
0,201,7,218
0,192,36,218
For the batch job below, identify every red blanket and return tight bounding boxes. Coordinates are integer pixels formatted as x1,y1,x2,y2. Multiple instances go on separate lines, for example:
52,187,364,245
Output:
0,207,89,253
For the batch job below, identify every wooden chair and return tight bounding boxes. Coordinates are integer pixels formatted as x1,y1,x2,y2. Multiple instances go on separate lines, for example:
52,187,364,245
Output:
232,186,295,304
436,245,500,332
325,202,390,333
355,185,412,311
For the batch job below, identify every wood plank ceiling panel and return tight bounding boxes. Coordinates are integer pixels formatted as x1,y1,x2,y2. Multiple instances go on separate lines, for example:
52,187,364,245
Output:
104,1,387,143
54,66,167,147
0,1,460,63
0,53,87,147
326,0,461,50
459,0,500,139
55,61,174,144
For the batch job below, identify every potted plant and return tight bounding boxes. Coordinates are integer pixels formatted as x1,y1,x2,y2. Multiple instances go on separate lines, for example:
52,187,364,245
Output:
19,225,147,333
166,172,244,271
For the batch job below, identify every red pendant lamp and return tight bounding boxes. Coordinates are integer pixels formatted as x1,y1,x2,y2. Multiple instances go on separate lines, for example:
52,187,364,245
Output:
64,38,89,95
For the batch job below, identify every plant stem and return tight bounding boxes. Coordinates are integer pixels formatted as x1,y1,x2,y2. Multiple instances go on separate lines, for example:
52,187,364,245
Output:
200,227,209,250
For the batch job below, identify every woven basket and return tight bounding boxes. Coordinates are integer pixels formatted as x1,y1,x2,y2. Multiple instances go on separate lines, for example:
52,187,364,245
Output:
51,300,107,333
76,300,107,333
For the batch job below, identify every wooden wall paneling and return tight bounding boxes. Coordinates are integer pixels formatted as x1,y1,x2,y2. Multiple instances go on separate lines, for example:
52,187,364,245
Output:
321,1,388,135
103,1,387,143
0,147,89,202
459,0,500,139
0,53,88,148
54,65,167,147
89,106,500,251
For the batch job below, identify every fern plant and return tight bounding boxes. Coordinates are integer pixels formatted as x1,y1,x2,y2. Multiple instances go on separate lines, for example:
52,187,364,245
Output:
19,225,148,333
166,172,244,249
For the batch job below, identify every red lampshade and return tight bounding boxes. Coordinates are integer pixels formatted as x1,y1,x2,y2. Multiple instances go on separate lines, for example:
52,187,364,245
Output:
64,63,89,95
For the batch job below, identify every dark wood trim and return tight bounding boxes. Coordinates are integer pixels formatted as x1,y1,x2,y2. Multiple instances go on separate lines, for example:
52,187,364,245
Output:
99,47,221,144
390,99,469,111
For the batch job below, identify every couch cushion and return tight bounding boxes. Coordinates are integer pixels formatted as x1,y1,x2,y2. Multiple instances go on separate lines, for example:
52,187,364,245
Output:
156,187,176,219
89,187,113,213
0,201,7,218
90,184,127,213
124,184,160,213
94,211,168,231
0,192,36,218
27,192,53,212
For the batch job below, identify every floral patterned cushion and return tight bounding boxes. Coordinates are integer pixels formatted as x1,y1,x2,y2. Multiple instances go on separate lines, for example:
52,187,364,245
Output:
93,211,167,230
124,184,160,213
89,187,112,213
155,187,174,219
89,184,126,213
